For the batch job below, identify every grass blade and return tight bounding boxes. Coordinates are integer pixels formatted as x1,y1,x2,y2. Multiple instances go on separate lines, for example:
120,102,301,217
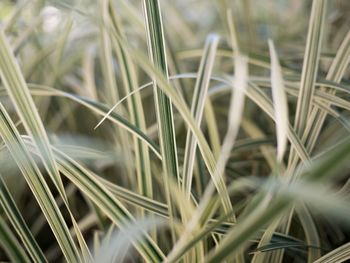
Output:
305,31,350,153
0,216,30,263
110,34,238,224
268,39,289,162
24,84,161,159
142,0,179,241
182,34,219,199
206,134,350,263
0,30,91,261
17,136,164,262
49,143,165,262
0,175,48,263
108,1,153,202
314,242,350,263
0,103,81,262
0,30,67,213
293,0,326,136
92,218,164,263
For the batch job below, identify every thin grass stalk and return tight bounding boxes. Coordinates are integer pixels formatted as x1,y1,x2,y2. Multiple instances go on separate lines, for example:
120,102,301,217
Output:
142,0,180,243
17,134,165,262
288,0,326,171
182,34,219,199
0,30,88,262
108,1,153,203
0,175,48,263
0,104,81,263
304,31,350,153
0,217,30,263
99,0,134,182
313,242,350,263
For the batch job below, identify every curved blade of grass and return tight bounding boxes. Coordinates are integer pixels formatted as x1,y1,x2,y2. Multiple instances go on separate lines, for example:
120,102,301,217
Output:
155,72,309,163
206,135,350,263
210,78,346,132
284,32,350,201
0,175,48,263
177,48,287,72
0,30,91,261
20,137,299,255
207,54,249,263
17,138,227,237
92,217,164,263
219,77,310,163
92,66,308,235
99,176,169,218
268,39,289,162
0,216,30,263
90,72,327,169
294,0,326,136
159,179,326,263
0,103,81,262
253,198,322,263
20,84,161,159
105,31,238,223
215,55,247,206
19,137,165,262
98,0,134,184
313,242,350,263
182,34,219,199
53,146,165,262
252,242,310,253
304,31,350,153
0,29,68,213
108,1,153,202
166,182,218,263
296,204,321,262
206,184,344,263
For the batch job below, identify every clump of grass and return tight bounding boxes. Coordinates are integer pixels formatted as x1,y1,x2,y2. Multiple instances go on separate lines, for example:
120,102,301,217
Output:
0,0,349,262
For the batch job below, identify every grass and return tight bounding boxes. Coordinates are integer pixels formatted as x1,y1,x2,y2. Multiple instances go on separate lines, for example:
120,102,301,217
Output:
0,0,349,262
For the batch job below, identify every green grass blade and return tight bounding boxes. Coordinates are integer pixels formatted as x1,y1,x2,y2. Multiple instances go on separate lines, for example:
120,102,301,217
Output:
99,0,134,183
293,0,326,136
109,33,236,224
0,30,65,205
108,1,153,201
296,204,321,262
49,143,165,262
0,103,81,262
313,242,350,263
20,136,164,262
142,0,180,242
206,134,350,262
99,0,119,105
0,175,48,263
182,34,219,199
92,218,164,262
305,31,350,153
0,216,30,263
22,84,161,159
0,30,91,261
268,39,289,162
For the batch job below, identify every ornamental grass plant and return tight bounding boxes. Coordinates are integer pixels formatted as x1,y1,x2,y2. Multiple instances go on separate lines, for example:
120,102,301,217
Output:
0,0,349,262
